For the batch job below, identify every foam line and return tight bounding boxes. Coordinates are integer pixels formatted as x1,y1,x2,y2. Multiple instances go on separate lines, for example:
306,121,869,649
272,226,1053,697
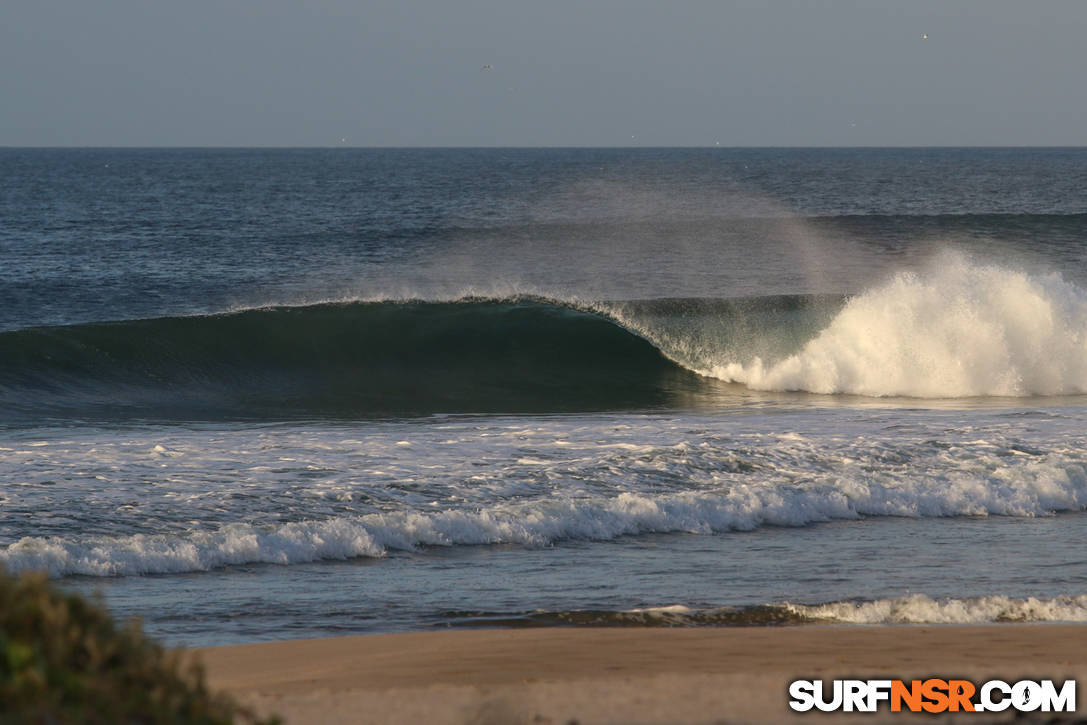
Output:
5,461,1086,576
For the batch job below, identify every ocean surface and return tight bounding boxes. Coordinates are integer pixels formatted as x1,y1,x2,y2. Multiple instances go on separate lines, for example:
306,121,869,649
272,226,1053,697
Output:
3,147,1087,647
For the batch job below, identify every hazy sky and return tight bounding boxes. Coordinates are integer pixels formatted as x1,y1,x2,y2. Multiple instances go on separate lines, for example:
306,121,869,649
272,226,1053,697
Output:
2,1,1085,146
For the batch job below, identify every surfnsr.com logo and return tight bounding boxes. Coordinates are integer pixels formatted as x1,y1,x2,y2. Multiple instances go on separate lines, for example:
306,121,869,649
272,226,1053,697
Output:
789,679,1076,713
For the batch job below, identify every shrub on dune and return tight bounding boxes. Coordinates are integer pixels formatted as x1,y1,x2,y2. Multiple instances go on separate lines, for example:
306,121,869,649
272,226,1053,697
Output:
0,566,277,724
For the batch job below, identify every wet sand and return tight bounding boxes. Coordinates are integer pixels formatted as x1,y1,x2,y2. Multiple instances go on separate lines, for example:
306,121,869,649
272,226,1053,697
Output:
193,625,1087,724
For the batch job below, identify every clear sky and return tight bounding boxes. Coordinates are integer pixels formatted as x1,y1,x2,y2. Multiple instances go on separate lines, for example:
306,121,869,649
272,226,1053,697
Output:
2,0,1085,147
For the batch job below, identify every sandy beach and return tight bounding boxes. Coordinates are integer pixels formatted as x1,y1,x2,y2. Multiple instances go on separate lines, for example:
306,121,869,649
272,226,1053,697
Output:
193,624,1087,724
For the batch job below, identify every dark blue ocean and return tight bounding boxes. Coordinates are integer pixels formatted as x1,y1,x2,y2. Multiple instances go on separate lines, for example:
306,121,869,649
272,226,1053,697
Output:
3,148,1087,646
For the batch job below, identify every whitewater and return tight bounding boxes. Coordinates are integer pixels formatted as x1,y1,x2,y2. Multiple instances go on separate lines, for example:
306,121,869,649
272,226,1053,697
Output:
704,253,1087,397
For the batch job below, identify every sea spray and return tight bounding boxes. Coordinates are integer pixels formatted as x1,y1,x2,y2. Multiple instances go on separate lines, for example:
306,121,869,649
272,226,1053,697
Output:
706,253,1087,397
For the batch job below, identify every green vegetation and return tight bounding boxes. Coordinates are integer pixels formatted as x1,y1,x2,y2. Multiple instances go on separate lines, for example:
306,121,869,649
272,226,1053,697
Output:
0,567,277,724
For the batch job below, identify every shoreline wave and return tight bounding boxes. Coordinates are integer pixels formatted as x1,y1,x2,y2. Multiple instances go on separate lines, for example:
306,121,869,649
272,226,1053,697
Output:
440,594,1087,627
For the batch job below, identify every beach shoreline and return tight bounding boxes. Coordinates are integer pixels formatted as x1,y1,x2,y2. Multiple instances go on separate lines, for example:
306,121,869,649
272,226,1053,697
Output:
192,624,1087,724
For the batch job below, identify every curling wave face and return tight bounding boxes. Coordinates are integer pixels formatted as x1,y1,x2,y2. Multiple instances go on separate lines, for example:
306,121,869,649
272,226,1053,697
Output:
0,298,708,421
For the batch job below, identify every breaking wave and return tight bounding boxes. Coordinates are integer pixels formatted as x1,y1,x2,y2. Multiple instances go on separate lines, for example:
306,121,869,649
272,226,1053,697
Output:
3,254,1086,422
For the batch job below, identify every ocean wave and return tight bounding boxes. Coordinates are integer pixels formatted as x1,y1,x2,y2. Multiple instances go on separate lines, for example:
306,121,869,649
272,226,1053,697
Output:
5,456,1086,576
3,254,1087,422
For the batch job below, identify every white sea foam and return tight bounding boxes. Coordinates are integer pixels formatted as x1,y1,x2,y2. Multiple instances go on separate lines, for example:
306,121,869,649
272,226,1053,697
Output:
786,594,1087,624
609,596,1087,625
5,450,1087,577
707,253,1087,397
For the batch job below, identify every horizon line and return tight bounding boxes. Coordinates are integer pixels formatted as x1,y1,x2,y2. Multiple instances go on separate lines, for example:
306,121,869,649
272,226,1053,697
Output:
4,144,1087,151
